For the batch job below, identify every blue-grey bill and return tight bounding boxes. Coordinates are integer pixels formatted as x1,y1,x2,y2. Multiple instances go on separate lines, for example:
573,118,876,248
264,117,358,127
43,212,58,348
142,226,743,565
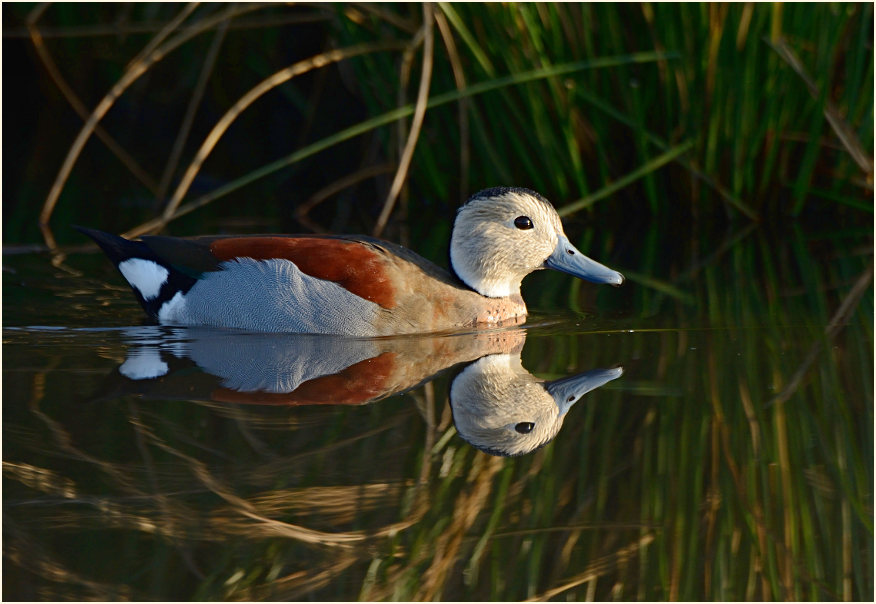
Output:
546,366,624,416
544,235,624,286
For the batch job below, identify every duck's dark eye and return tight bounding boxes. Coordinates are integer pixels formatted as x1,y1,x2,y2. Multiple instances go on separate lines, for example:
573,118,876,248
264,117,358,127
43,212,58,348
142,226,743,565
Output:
514,216,533,230
515,422,535,434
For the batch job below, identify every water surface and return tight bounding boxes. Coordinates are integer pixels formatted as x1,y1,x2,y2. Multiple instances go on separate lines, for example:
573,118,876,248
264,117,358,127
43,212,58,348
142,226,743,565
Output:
3,233,872,601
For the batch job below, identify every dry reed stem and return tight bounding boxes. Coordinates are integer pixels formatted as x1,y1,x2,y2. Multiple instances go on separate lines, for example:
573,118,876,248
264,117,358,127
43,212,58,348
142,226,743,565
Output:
769,38,874,182
295,163,396,233
770,262,874,407
3,461,77,498
640,3,689,116
707,342,775,599
736,3,755,50
243,416,412,483
24,497,192,540
356,3,419,34
129,405,203,577
737,379,762,460
7,12,333,39
837,424,852,601
136,421,368,547
26,4,160,195
706,343,779,598
128,2,200,69
434,8,471,203
485,522,655,541
12,479,413,547
38,4,266,239
417,382,438,484
774,384,796,598
132,415,427,548
396,25,422,157
524,533,656,601
388,19,425,247
5,529,136,600
29,376,144,497
157,17,229,201
211,483,410,525
355,451,499,600
164,42,402,223
705,405,722,594
39,3,199,229
415,454,504,600
231,554,359,600
372,3,435,238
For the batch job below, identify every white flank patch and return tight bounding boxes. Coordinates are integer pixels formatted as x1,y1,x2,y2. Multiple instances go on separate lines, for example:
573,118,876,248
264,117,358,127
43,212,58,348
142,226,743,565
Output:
118,258,168,301
119,348,168,380
157,291,188,324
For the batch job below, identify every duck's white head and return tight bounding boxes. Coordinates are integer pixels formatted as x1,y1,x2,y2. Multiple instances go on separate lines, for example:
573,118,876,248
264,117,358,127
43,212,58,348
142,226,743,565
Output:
449,187,624,298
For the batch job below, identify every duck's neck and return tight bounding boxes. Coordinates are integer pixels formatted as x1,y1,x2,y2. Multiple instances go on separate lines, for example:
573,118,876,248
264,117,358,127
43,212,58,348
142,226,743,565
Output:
449,249,524,298
468,277,521,298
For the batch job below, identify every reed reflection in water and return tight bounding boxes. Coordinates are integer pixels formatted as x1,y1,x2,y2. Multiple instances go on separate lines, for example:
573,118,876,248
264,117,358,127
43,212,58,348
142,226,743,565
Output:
3,222,872,600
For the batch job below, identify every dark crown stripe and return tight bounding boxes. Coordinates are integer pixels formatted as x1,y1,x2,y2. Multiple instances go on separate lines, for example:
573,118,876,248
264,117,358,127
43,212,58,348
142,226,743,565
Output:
466,186,550,206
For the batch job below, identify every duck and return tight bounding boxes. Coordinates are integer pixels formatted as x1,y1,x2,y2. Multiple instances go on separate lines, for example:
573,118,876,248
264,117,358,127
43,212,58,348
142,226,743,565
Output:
76,187,624,335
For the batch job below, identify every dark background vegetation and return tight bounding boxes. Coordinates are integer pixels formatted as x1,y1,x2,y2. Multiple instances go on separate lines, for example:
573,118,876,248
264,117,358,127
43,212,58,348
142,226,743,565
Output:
3,3,872,243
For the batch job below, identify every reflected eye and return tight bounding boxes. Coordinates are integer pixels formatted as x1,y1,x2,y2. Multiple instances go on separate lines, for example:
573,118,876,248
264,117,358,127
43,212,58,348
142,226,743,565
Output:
514,216,533,230
515,422,535,434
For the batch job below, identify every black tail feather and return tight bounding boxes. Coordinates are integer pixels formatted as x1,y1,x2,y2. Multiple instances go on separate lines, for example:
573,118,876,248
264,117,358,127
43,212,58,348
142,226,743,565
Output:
74,226,153,265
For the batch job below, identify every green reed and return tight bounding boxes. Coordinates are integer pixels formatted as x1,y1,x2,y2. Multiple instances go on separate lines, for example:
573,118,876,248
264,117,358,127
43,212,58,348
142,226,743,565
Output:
5,3,871,247
334,3,871,224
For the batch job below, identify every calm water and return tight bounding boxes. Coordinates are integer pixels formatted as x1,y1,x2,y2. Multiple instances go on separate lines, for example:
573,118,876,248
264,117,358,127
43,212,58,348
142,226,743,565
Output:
3,232,873,601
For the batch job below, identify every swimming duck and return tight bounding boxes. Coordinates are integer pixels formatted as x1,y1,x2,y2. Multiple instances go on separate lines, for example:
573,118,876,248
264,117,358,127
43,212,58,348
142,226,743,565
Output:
77,187,623,335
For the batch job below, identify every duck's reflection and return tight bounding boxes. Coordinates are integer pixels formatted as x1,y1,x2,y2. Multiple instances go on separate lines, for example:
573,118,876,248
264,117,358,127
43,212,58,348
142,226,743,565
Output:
110,326,622,456
450,355,622,457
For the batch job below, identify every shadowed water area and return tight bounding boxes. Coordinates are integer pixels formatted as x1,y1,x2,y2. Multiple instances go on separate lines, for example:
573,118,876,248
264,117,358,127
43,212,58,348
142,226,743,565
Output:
3,225,872,600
